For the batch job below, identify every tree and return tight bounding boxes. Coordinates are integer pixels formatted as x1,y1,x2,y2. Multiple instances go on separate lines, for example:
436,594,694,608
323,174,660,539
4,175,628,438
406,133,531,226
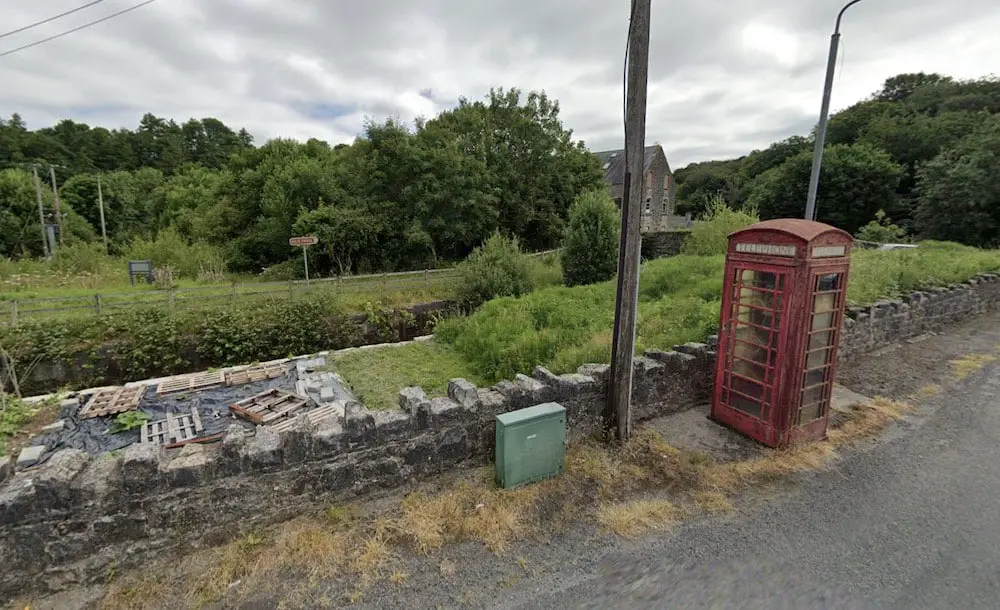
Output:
913,116,1000,247
425,88,604,250
561,190,620,287
746,143,903,234
673,158,744,216
875,73,953,103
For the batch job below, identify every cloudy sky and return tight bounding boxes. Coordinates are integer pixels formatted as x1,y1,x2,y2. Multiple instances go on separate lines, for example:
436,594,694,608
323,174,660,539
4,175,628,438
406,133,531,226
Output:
1,0,998,167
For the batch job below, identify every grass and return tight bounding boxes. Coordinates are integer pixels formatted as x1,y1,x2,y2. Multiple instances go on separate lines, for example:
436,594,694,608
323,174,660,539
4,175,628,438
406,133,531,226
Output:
331,340,484,411
97,394,914,609
949,353,998,380
0,394,59,457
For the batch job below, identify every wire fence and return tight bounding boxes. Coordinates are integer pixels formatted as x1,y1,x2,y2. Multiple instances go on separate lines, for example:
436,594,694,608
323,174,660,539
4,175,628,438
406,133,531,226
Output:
0,249,561,326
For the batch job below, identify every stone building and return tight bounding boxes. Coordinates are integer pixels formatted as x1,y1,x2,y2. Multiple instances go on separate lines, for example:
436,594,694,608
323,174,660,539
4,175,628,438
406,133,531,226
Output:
593,144,688,231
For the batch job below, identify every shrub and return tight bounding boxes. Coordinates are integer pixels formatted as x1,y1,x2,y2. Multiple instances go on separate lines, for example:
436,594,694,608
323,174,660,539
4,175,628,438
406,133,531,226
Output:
855,210,907,244
561,190,620,287
454,233,534,308
121,228,227,280
680,195,760,256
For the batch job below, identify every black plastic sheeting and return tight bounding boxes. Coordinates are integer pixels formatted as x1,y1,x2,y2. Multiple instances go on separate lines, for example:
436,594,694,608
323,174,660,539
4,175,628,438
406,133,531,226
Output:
30,370,300,462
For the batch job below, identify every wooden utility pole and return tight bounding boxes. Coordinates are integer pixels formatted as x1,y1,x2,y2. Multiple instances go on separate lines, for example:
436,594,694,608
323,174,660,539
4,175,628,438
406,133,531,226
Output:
607,0,651,441
32,166,49,258
49,165,64,246
97,175,109,252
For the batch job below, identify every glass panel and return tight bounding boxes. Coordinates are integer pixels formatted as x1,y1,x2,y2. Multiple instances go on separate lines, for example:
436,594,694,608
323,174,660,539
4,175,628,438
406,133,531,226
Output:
802,384,826,405
738,287,778,309
730,394,763,418
733,338,769,365
735,322,772,348
809,330,834,350
740,270,777,291
737,306,777,329
731,376,764,400
811,311,834,332
732,358,766,382
803,368,826,387
818,274,840,292
799,403,823,422
806,348,832,370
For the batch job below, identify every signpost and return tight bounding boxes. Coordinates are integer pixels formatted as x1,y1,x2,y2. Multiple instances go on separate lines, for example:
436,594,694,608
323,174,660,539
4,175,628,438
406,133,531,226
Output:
289,236,319,285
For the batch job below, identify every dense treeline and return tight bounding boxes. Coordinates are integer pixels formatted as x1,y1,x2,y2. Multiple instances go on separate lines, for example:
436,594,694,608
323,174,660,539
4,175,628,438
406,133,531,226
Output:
674,72,1000,246
0,88,603,276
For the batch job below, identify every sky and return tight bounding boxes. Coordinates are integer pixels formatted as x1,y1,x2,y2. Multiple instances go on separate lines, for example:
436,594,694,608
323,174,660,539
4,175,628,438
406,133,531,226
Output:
1,0,998,168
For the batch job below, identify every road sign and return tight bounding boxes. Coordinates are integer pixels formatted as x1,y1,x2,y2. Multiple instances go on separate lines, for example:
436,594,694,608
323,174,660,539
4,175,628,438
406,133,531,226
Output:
289,235,318,247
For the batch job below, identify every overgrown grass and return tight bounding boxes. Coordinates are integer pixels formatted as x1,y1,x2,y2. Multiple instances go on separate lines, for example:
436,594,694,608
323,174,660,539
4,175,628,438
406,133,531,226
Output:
96,396,912,608
0,395,59,456
430,243,1000,385
331,341,484,411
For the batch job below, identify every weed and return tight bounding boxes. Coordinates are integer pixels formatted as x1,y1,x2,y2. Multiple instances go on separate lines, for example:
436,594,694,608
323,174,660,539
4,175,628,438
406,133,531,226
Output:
949,353,998,380
389,570,409,586
597,499,678,537
108,411,149,434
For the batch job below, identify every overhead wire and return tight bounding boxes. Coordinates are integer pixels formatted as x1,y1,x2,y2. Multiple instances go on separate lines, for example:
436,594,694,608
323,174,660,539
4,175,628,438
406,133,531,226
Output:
0,0,159,59
0,1,108,40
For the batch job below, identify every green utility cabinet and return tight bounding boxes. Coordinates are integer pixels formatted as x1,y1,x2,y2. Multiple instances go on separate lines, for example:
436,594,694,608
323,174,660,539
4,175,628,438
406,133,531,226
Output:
495,402,567,489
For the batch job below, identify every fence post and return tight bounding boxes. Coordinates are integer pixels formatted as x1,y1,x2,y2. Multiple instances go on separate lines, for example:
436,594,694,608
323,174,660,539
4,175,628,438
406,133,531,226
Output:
424,269,430,289
94,294,103,315
288,280,294,300
10,300,18,326
231,282,237,303
382,272,388,294
168,289,176,311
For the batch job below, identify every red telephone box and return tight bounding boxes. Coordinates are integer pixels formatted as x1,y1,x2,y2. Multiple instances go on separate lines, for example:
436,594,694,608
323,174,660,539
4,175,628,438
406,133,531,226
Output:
710,219,853,448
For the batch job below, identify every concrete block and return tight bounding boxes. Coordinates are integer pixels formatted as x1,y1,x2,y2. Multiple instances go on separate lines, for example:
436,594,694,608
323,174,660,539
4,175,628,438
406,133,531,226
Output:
319,386,335,401
16,445,45,469
41,420,66,434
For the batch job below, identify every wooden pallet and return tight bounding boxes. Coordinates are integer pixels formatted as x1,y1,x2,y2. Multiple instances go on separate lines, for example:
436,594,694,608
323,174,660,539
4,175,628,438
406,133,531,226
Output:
225,363,287,387
78,386,146,419
229,389,309,425
141,407,204,445
268,404,341,433
155,371,226,397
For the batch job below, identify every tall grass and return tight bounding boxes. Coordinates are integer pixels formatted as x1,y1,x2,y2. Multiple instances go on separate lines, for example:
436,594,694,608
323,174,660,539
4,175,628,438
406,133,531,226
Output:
436,242,1000,384
680,195,759,256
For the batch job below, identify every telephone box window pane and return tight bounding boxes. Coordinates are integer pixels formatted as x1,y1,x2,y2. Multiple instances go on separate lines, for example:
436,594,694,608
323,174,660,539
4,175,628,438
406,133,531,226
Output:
741,270,777,290
730,394,763,418
739,287,778,309
731,377,764,400
802,384,826,405
811,311,834,332
733,338,769,364
733,358,766,382
803,368,827,387
806,347,832,370
809,330,834,350
818,274,841,292
737,306,777,329
799,403,823,422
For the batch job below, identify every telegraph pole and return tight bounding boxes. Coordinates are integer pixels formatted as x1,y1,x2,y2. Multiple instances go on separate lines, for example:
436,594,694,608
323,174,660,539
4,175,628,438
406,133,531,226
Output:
32,166,49,258
607,0,650,442
97,175,109,252
49,165,64,246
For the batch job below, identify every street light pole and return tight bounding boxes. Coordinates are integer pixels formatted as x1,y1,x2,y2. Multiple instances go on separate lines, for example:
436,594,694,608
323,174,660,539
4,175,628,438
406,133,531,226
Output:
804,0,865,222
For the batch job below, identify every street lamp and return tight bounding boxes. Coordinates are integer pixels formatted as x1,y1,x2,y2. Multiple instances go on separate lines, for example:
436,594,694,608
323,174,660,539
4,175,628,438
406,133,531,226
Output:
804,0,866,222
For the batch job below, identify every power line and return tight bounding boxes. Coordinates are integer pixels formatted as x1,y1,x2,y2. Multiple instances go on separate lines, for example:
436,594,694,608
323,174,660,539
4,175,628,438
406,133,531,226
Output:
0,0,159,59
0,1,108,40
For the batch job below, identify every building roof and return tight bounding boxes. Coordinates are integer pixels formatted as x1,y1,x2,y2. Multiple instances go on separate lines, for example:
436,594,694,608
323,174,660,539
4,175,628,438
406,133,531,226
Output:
593,145,667,187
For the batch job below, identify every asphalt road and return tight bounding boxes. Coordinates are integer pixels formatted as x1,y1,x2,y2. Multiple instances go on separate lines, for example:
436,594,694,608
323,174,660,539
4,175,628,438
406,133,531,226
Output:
500,358,1000,610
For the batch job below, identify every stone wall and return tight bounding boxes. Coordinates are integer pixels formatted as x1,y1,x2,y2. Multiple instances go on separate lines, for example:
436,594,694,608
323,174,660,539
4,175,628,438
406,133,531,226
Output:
2,271,999,600
641,229,691,259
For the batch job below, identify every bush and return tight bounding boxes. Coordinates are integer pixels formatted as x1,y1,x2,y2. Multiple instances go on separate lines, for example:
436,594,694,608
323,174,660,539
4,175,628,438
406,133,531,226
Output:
560,190,620,287
855,210,907,243
454,233,534,308
121,228,227,280
680,195,760,256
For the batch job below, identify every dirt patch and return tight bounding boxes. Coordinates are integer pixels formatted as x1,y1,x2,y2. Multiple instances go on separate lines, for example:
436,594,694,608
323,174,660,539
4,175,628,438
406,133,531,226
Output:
837,311,1000,400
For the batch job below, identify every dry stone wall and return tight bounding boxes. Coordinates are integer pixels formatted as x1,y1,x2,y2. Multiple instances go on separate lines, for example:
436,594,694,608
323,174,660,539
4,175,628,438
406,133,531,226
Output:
1,271,999,600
